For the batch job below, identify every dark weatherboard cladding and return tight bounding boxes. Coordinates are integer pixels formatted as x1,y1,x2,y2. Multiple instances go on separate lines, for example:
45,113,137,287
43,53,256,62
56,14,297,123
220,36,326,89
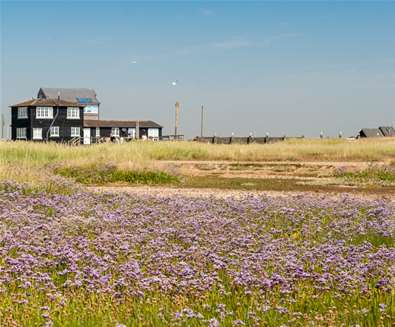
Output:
10,99,84,142
10,88,163,144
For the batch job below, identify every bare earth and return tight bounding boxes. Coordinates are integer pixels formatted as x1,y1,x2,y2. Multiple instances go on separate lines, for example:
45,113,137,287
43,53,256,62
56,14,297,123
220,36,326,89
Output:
89,160,394,201
89,185,395,202
156,160,380,179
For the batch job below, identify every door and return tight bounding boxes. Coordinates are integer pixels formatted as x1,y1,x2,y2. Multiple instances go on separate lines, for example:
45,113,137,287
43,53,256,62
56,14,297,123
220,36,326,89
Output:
128,128,136,139
83,128,91,145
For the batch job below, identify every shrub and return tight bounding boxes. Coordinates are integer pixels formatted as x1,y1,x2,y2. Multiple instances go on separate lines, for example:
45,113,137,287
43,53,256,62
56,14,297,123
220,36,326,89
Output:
55,165,179,185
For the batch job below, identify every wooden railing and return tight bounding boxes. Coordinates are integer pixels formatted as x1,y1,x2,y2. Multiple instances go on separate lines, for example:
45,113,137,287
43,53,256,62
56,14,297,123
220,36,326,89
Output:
68,137,82,146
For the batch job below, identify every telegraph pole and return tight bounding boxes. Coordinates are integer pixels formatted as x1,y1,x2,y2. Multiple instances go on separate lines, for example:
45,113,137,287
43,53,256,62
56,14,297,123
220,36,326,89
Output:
136,120,140,139
200,105,204,138
174,101,180,138
1,113,4,139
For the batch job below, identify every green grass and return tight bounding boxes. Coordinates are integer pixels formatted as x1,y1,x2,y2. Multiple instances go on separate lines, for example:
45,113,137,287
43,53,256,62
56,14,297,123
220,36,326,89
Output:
352,231,395,247
336,166,395,184
1,281,393,326
182,175,395,195
55,165,179,185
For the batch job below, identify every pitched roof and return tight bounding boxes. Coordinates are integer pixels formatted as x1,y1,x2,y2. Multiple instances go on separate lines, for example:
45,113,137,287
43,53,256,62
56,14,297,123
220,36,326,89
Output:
359,128,383,138
84,120,162,128
10,98,81,107
378,126,395,137
38,88,100,105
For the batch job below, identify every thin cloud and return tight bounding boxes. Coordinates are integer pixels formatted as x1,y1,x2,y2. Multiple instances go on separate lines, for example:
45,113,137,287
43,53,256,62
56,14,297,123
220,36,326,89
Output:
212,39,251,50
135,33,302,61
199,8,214,16
174,38,252,56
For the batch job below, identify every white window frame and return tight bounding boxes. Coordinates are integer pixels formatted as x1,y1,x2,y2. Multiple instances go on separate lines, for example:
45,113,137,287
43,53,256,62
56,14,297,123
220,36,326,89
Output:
17,107,28,119
36,107,53,119
95,127,100,138
32,128,42,140
111,127,120,137
50,126,59,137
71,127,80,137
148,128,159,139
16,128,27,139
67,107,80,119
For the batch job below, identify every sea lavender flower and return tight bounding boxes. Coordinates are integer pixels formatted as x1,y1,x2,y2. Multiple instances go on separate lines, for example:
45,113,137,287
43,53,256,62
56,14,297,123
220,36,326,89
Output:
209,318,220,327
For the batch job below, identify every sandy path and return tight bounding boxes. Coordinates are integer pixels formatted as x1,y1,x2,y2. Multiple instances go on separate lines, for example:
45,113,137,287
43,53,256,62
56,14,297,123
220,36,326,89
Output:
88,185,394,202
158,160,381,166
153,160,385,181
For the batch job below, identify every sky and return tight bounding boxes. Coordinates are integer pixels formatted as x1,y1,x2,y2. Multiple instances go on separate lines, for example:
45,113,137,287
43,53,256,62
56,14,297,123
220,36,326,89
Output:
1,1,395,138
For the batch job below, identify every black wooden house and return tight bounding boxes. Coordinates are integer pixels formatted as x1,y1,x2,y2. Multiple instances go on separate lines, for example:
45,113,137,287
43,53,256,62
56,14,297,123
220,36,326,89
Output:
84,120,162,141
10,88,163,144
10,98,85,142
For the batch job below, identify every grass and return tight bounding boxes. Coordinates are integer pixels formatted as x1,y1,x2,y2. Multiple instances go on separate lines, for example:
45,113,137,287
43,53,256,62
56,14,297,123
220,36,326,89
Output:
182,175,395,195
56,165,179,185
1,286,393,326
336,166,395,184
1,137,395,167
1,138,395,191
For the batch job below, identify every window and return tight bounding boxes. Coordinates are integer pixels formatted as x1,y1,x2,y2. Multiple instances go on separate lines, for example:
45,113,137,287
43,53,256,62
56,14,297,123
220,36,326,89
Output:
16,128,27,139
33,128,42,140
111,127,120,137
17,107,28,119
95,128,100,138
71,127,80,137
67,107,80,119
148,128,159,138
36,107,53,119
50,126,59,137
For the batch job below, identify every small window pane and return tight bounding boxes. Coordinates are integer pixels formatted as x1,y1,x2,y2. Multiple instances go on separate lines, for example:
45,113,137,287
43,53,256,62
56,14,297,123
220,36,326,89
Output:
50,126,59,137
67,107,80,119
18,107,28,119
71,127,80,137
33,128,42,140
36,107,53,119
16,128,27,139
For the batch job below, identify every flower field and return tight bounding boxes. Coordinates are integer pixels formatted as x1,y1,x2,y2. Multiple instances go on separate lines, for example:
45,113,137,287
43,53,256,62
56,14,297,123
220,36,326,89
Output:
0,182,394,326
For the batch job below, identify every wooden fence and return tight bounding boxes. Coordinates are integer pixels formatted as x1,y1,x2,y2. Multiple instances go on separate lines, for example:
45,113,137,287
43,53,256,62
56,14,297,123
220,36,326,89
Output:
194,136,304,144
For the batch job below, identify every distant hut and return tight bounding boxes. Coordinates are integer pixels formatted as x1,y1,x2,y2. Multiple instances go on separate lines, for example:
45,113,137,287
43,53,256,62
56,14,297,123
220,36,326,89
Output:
359,128,384,138
378,126,395,137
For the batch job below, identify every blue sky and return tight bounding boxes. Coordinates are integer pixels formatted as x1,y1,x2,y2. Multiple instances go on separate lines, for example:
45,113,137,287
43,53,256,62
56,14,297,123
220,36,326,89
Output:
1,1,395,137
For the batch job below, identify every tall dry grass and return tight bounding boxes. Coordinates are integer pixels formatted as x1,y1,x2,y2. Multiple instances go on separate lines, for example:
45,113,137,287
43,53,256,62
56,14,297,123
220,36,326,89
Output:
1,137,395,163
1,138,394,185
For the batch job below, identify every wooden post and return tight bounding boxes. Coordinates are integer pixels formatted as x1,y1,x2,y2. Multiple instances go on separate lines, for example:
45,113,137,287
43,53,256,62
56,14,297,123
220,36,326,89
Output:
175,102,180,138
0,113,4,139
200,105,204,138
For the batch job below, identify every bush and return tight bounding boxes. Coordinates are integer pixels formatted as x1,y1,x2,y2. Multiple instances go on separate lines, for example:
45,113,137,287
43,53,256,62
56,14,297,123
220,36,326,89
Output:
55,165,179,185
